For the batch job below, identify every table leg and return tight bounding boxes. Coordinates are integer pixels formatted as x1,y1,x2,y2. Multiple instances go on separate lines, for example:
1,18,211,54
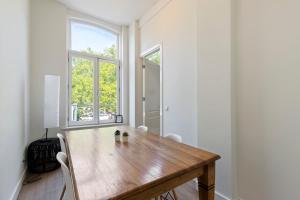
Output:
197,162,216,200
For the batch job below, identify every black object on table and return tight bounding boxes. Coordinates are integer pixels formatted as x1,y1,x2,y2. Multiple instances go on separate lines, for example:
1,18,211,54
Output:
27,138,61,173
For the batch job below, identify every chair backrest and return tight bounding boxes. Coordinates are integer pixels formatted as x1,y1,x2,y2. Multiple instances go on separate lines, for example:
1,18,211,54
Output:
165,133,182,143
56,152,75,200
57,133,66,154
137,125,148,133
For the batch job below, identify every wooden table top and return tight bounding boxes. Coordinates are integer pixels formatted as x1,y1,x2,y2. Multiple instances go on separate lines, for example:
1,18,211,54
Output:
65,126,220,200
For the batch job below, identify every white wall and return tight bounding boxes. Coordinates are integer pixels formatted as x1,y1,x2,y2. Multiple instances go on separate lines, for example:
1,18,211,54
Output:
139,0,198,146
0,0,30,199
129,21,141,127
236,0,300,199
197,0,235,199
30,0,67,141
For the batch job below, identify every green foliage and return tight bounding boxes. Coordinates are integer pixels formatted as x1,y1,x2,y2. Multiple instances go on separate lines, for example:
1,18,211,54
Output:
146,51,160,65
71,58,94,106
71,45,117,120
99,61,117,113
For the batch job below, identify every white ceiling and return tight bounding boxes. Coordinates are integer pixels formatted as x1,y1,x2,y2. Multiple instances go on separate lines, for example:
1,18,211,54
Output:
57,0,160,25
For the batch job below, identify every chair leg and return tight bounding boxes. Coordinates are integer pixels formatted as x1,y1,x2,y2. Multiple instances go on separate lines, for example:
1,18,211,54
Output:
59,184,66,200
172,189,178,200
159,193,169,200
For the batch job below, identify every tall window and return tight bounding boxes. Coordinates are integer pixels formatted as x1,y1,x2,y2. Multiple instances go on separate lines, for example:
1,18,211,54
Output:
68,20,121,126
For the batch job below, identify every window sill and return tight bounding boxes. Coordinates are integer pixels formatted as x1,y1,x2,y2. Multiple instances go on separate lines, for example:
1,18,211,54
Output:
61,123,126,131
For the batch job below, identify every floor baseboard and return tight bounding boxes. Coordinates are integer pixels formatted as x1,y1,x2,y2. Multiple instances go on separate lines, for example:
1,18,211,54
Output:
216,191,231,200
10,168,27,200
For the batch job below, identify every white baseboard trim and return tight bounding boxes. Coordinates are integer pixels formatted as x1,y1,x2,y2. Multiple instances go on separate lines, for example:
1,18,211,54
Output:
216,191,231,200
10,168,27,200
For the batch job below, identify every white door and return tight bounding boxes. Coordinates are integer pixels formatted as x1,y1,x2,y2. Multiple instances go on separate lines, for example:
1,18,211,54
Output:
143,59,160,134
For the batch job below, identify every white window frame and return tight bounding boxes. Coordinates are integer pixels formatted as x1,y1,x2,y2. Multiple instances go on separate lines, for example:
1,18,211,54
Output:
67,19,122,127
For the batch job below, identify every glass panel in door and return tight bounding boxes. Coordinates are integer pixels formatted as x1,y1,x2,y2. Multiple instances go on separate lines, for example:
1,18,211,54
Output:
70,57,95,123
99,61,118,123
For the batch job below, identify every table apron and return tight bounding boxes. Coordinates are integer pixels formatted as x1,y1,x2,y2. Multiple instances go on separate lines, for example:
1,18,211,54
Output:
116,166,205,200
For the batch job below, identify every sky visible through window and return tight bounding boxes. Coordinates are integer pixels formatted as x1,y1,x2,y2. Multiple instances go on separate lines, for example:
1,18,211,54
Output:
71,21,117,56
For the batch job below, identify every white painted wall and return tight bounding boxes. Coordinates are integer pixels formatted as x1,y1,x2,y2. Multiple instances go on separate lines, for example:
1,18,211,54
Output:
129,21,141,127
197,0,235,199
0,0,30,199
236,0,300,199
140,0,198,146
30,0,68,141
121,26,130,125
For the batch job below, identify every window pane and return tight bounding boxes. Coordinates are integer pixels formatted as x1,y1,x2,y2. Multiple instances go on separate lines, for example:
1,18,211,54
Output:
71,21,118,59
145,50,160,65
99,62,117,122
71,57,94,122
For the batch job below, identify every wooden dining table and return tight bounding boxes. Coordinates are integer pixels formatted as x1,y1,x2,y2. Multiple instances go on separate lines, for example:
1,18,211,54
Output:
64,126,220,200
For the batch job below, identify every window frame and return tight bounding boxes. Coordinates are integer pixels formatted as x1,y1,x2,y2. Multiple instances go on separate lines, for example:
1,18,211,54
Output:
67,19,122,127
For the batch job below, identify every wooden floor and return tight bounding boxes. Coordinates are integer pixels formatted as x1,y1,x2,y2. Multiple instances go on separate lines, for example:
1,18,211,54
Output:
18,168,199,200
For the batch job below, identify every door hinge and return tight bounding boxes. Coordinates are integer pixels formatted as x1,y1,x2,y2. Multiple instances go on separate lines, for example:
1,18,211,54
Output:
142,97,146,101
142,65,146,69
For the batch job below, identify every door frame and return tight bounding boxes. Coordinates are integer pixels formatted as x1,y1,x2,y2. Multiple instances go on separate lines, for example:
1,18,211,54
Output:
140,44,163,136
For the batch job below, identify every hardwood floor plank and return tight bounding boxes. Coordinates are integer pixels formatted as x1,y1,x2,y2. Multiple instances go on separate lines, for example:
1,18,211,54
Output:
18,169,64,200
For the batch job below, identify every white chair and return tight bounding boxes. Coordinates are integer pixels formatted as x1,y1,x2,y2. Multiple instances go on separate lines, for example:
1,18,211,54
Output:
137,125,148,133
165,133,182,143
57,133,67,154
159,133,182,200
56,152,75,200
